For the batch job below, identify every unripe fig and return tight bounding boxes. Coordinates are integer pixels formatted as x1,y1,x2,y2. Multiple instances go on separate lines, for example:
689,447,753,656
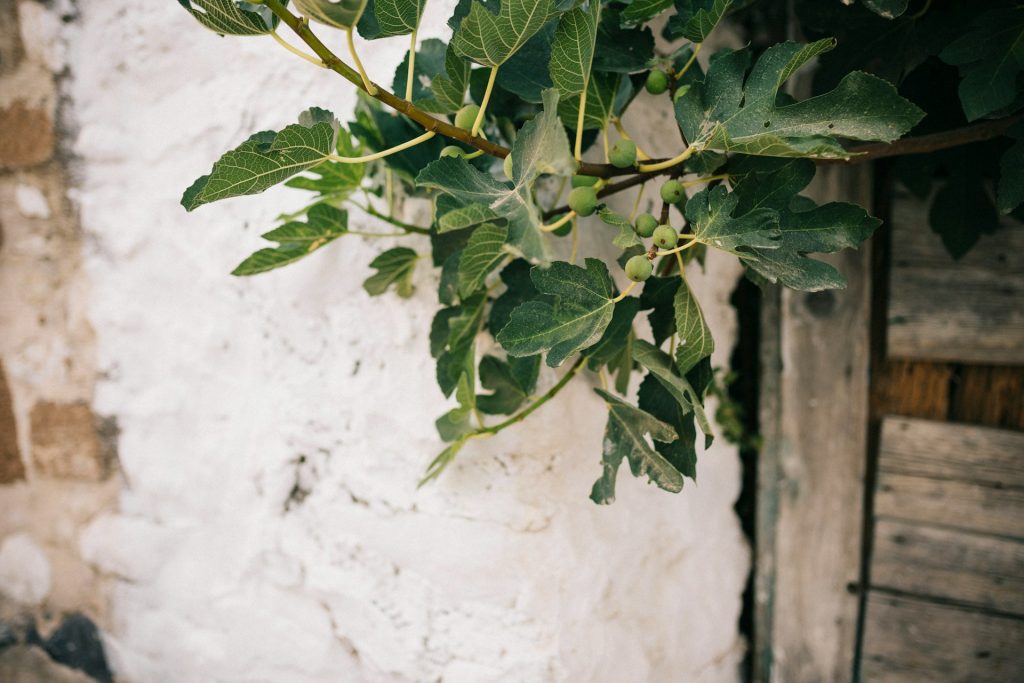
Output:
653,225,679,249
440,145,465,158
660,179,686,204
625,254,653,282
572,174,600,188
634,213,658,237
552,219,573,237
568,186,598,216
645,70,669,95
609,139,637,168
455,104,480,130
503,154,514,179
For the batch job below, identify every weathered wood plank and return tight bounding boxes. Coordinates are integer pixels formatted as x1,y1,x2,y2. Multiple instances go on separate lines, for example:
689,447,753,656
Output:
886,194,1024,364
861,593,1024,683
879,417,1024,488
755,164,872,683
875,472,1024,539
871,518,1024,614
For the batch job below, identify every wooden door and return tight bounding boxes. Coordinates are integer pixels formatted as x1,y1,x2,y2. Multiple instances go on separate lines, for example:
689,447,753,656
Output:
754,172,1024,682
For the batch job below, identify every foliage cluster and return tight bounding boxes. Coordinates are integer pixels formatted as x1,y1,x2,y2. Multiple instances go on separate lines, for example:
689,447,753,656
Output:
176,0,1021,502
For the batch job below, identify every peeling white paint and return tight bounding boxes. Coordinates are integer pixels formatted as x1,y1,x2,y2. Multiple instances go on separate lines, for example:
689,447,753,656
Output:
0,533,51,606
15,183,50,219
64,3,749,681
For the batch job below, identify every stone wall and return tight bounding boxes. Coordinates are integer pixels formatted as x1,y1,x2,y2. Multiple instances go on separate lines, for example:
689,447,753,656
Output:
0,2,751,681
0,0,117,680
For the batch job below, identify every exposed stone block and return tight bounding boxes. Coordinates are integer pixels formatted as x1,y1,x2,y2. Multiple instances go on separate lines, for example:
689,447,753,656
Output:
0,0,24,76
0,101,54,170
0,361,25,485
29,402,112,481
0,646,95,683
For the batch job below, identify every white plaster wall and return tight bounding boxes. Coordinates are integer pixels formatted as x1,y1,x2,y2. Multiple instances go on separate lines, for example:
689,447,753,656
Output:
63,3,749,681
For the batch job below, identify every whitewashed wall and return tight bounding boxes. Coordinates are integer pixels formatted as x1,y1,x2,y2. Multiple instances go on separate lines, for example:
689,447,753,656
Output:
63,3,749,681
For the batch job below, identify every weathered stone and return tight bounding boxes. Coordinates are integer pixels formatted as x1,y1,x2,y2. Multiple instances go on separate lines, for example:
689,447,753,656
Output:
0,101,54,170
0,0,24,76
0,361,25,485
44,614,113,683
29,402,109,481
0,646,95,683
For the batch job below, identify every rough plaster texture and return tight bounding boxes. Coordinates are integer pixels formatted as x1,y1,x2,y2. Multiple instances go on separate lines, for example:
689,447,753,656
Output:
40,2,751,680
0,0,118,627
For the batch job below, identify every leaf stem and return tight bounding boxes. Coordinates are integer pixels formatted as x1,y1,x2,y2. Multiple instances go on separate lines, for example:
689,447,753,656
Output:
683,173,728,187
638,146,695,173
270,30,325,67
575,86,589,161
349,201,431,234
656,238,698,256
611,280,638,303
540,210,577,232
478,356,587,435
473,66,500,136
345,26,377,95
405,29,418,101
570,216,579,263
628,182,646,221
347,229,410,237
328,130,436,163
612,118,652,160
601,122,610,163
675,43,702,81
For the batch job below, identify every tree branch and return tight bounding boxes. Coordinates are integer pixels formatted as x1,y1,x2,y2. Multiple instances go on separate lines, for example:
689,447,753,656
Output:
264,0,639,177
825,113,1022,164
543,115,1023,218
263,3,1020,192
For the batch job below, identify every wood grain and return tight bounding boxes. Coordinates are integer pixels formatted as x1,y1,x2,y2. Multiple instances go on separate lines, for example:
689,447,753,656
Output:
886,195,1024,364
871,518,1024,614
861,593,1024,683
878,417,1024,489
955,365,1024,428
871,360,952,421
755,165,873,683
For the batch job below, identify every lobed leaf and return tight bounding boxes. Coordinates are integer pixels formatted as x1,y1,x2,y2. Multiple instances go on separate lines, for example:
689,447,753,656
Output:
940,8,1024,122
178,0,279,35
549,0,601,97
418,89,573,260
667,0,732,44
359,0,426,38
675,40,924,159
458,223,510,296
477,355,539,414
589,388,683,505
182,109,340,211
451,0,558,67
363,247,419,297
726,157,880,290
597,206,644,249
293,0,368,28
232,204,348,276
673,279,713,375
496,258,617,367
